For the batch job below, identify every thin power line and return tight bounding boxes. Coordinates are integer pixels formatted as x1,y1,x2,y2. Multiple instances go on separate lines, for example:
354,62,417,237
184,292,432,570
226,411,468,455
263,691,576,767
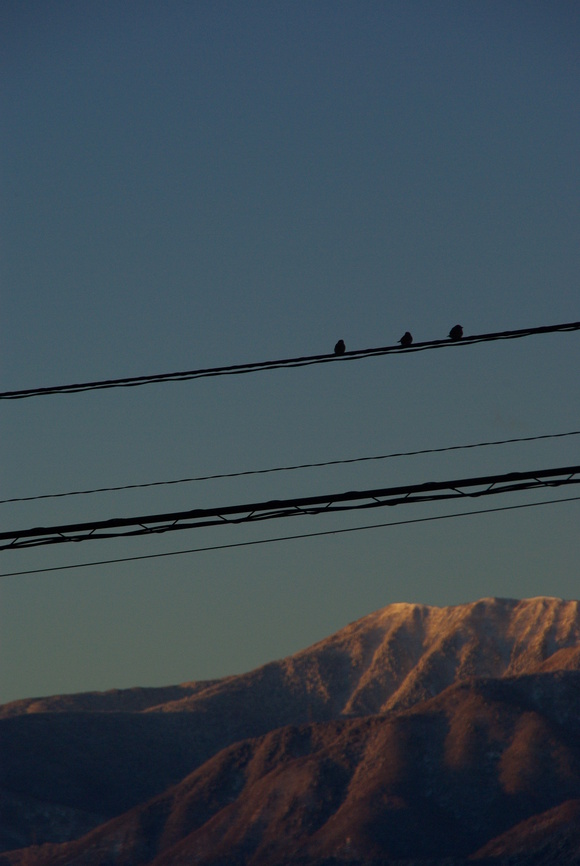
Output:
2,429,579,505
1,495,578,578
1,320,578,400
2,464,578,550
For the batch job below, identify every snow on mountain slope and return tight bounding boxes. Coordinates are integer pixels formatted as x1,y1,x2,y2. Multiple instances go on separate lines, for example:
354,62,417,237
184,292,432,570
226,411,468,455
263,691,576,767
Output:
3,597,579,723
1,597,579,861
147,596,580,718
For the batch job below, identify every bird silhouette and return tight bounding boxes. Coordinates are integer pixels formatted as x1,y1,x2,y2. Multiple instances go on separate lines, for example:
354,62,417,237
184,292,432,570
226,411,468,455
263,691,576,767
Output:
399,331,413,348
334,339,346,355
448,324,463,341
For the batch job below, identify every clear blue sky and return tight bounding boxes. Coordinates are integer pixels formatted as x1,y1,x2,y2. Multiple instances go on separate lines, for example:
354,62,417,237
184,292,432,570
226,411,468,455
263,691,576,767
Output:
1,1,579,704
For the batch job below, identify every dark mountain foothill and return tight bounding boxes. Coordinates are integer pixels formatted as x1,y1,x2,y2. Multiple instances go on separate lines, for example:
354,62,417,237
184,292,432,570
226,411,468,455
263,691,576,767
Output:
2,597,580,865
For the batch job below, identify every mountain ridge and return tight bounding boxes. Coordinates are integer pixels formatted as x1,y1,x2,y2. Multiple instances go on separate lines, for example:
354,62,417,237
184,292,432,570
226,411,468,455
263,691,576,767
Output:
2,595,580,865
5,670,580,865
3,596,578,720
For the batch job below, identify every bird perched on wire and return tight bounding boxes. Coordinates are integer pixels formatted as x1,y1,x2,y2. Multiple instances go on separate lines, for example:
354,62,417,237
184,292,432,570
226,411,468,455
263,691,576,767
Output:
448,324,463,341
399,331,413,348
334,339,346,355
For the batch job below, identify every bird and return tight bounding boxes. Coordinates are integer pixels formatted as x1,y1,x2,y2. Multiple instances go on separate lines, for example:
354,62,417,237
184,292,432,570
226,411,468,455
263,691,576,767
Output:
334,339,346,355
399,331,413,348
448,324,463,341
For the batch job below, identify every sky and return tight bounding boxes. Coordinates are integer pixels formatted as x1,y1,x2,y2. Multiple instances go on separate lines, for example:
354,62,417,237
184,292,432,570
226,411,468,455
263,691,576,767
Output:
1,1,579,705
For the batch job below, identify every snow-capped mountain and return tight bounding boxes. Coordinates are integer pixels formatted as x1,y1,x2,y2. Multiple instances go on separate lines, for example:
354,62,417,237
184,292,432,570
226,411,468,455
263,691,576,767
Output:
2,596,580,865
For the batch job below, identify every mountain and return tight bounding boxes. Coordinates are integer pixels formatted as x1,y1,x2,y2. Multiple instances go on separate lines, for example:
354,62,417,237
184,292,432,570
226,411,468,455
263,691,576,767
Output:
1,596,579,865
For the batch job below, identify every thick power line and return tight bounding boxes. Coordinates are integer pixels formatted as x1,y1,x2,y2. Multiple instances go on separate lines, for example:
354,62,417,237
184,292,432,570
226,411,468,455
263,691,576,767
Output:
2,495,579,578
1,320,578,400
1,464,578,550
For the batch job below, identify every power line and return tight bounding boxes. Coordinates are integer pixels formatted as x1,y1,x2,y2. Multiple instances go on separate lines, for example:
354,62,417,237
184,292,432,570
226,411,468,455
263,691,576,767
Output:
1,464,578,550
1,320,578,400
2,495,578,578
2,429,579,505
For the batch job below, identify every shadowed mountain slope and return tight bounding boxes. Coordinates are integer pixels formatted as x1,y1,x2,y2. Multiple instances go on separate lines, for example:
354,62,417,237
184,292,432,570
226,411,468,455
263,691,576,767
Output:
472,798,580,863
4,670,580,866
1,596,579,863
